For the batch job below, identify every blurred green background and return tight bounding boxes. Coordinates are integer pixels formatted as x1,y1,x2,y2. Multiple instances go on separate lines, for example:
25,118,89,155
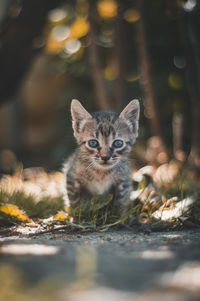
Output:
0,0,199,172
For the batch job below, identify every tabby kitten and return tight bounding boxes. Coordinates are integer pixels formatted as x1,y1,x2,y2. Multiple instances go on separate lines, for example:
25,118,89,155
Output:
63,99,140,214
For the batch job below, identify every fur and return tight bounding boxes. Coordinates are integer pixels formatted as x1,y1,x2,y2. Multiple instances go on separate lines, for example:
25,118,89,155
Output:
63,99,140,213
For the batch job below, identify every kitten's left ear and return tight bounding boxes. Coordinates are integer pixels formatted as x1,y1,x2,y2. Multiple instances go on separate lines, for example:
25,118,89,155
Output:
119,99,140,136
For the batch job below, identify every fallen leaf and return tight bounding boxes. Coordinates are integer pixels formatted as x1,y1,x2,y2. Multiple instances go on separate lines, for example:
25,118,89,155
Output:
0,203,31,223
53,210,70,221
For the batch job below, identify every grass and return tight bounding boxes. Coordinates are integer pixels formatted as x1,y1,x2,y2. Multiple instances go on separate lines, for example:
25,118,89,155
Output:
0,162,200,232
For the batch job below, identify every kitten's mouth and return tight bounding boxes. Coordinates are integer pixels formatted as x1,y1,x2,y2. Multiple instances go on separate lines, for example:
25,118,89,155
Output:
101,161,112,165
98,162,113,169
94,157,118,167
98,159,117,167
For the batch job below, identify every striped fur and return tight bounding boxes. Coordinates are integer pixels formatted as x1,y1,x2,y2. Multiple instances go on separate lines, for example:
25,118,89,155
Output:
63,99,140,214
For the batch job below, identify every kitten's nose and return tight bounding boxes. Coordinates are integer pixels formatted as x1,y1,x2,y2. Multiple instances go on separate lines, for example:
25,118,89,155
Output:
101,154,110,162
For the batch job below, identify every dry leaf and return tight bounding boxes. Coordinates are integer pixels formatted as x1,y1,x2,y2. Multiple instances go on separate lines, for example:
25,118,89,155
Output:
0,203,31,223
53,210,70,221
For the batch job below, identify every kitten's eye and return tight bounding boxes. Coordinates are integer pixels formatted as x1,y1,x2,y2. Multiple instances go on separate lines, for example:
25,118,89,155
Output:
88,139,99,148
113,139,124,148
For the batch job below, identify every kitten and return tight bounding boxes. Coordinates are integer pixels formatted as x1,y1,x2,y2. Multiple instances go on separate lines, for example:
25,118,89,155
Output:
63,99,140,214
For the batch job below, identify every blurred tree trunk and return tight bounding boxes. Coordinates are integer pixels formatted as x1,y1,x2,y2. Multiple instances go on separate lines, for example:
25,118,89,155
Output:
113,0,126,110
177,6,200,170
172,112,185,161
0,0,65,105
87,1,110,110
135,0,166,151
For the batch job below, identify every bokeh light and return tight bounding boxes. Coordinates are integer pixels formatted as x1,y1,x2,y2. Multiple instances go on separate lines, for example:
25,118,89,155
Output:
97,0,117,19
48,8,67,23
124,9,140,23
64,39,81,55
104,66,117,80
51,25,70,41
182,0,197,12
69,17,90,39
168,73,183,89
173,56,186,69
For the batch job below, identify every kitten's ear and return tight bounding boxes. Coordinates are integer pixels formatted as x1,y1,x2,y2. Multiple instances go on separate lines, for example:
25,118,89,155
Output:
71,99,92,136
119,99,140,136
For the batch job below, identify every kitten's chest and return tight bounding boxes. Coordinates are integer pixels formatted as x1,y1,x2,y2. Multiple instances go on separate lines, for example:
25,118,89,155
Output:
84,174,114,195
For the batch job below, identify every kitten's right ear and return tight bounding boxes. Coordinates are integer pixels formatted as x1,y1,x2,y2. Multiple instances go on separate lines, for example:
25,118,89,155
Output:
71,99,92,137
119,99,140,136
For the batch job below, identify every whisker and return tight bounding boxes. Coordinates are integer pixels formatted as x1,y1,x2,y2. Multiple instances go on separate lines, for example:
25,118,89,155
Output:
85,161,95,171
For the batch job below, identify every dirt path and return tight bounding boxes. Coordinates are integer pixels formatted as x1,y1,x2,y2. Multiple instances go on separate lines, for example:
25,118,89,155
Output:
0,229,200,301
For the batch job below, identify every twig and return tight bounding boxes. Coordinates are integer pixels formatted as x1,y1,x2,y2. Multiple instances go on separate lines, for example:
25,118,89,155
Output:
27,222,95,236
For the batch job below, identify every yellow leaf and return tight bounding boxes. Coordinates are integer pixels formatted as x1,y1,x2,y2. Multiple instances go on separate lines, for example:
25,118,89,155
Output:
53,210,70,221
0,203,31,223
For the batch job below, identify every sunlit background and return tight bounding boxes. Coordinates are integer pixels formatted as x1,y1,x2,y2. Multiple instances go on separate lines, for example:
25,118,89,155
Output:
0,0,200,172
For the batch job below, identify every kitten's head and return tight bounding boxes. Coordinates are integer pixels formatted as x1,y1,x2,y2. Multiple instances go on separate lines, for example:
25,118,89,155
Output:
71,99,140,169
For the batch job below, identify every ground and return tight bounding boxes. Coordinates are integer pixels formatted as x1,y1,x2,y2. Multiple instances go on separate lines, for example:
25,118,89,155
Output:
1,229,200,301
0,166,200,300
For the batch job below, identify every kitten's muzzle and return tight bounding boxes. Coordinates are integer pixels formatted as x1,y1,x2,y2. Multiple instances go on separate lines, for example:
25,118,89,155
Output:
101,154,111,163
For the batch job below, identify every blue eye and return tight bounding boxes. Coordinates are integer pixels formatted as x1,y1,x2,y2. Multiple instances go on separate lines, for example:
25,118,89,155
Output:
88,139,99,148
113,139,123,148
